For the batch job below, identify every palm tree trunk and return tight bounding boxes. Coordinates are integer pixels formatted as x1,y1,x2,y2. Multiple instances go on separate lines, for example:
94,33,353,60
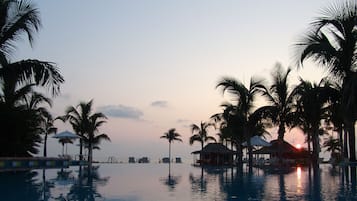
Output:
344,127,349,159
348,122,356,162
338,127,343,157
79,138,83,161
277,122,285,163
88,142,93,169
278,122,285,141
312,128,320,167
43,134,48,157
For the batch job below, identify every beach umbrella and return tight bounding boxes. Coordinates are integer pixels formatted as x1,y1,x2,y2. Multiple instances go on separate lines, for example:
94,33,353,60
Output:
53,131,79,155
242,136,271,147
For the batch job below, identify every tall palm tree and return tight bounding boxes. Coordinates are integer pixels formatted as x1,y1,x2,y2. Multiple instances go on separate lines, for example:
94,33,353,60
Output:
160,128,182,165
64,100,94,161
211,102,245,165
85,112,109,165
292,78,340,165
216,76,267,166
0,0,64,156
40,114,57,157
259,64,295,142
64,100,110,164
296,0,357,161
24,92,57,158
189,121,216,150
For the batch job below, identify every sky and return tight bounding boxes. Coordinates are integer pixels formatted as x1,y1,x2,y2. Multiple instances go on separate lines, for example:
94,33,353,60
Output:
14,0,335,162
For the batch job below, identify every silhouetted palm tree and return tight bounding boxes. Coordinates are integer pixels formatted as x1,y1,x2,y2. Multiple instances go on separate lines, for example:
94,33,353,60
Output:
296,0,357,161
23,92,57,157
160,128,182,165
0,0,64,157
211,102,245,165
64,100,93,161
216,76,267,167
85,112,109,165
259,64,295,142
189,121,216,150
292,78,340,165
0,0,40,57
64,100,109,164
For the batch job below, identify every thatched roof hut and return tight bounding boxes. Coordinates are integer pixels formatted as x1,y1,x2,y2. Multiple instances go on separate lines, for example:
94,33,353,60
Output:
253,140,310,160
191,143,235,165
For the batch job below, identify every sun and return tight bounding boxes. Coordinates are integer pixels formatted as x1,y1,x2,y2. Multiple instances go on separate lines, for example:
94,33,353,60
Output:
296,144,302,149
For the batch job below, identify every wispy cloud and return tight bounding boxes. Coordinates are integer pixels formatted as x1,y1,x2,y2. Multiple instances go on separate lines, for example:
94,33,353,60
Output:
150,100,168,108
177,119,190,124
97,105,143,120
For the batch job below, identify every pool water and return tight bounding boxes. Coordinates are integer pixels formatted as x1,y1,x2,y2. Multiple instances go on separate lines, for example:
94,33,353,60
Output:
0,163,356,201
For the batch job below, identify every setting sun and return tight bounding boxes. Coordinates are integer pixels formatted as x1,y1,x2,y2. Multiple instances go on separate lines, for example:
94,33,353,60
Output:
296,144,302,149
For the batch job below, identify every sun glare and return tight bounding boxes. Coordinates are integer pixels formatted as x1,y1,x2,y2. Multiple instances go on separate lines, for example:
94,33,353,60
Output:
296,144,302,149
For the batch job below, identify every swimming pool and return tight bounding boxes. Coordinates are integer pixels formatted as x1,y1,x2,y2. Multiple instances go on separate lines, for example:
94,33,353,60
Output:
0,163,356,201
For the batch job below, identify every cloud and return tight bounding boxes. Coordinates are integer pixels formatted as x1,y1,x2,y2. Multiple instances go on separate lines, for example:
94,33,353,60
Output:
97,105,143,119
150,100,168,108
177,119,190,124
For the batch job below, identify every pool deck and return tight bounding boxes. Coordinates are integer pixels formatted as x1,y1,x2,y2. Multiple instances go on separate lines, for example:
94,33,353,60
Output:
0,157,71,172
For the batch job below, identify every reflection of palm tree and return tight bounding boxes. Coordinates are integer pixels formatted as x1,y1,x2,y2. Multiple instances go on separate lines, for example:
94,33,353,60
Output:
0,171,42,201
67,166,109,201
41,169,54,201
160,174,181,192
189,169,207,194
296,1,357,161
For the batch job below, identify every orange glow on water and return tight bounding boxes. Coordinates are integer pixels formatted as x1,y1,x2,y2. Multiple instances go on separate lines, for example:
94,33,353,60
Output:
297,166,302,194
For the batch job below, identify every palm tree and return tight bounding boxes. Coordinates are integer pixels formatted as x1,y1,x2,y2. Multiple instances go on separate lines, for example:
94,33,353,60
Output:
85,112,109,165
160,128,182,165
189,121,216,150
216,76,267,167
0,0,40,57
0,0,64,156
291,78,340,165
212,102,244,165
40,114,57,157
260,64,295,142
25,93,58,158
295,0,357,161
64,100,93,161
64,100,109,164
0,0,63,98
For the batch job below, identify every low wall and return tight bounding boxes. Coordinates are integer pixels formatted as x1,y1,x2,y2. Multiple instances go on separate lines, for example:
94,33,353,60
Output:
0,157,69,171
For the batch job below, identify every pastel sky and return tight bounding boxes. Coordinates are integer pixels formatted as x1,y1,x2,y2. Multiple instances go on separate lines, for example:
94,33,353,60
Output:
14,0,333,161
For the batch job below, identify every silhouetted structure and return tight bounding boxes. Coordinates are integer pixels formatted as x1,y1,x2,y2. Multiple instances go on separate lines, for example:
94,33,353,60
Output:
192,143,234,165
253,140,310,165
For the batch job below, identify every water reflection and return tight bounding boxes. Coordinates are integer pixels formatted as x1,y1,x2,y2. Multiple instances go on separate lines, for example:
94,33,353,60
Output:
189,166,266,200
67,165,109,201
0,164,356,200
0,171,42,201
160,163,182,191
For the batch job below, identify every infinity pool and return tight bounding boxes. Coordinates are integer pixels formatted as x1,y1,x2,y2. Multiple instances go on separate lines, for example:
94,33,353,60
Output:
0,163,356,201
